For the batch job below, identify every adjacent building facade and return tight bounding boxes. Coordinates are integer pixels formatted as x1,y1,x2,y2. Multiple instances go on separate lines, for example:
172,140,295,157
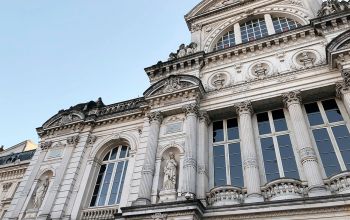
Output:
4,0,350,219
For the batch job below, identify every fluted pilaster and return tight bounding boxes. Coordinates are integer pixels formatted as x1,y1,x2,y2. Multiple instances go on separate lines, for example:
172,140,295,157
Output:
182,103,199,199
135,112,163,205
336,71,350,115
197,111,210,201
234,101,263,203
282,91,327,196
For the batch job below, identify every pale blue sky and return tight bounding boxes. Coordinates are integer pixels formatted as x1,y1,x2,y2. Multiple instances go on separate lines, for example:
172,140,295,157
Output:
0,1,199,148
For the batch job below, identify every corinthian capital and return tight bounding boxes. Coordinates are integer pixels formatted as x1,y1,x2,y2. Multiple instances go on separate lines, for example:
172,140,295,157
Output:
282,91,302,107
183,103,199,116
40,141,53,150
342,69,350,87
67,135,80,146
198,111,210,124
148,111,163,124
234,101,253,115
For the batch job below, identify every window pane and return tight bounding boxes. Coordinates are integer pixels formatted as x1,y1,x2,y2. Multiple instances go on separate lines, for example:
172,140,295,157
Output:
322,100,344,123
117,161,128,204
214,145,227,186
257,112,271,135
261,137,280,182
227,118,239,140
277,135,299,179
103,152,110,161
305,103,324,126
90,164,106,207
272,109,288,132
312,129,341,177
108,161,126,205
97,163,115,206
213,121,224,142
119,146,128,159
229,143,244,187
109,147,118,160
332,125,350,169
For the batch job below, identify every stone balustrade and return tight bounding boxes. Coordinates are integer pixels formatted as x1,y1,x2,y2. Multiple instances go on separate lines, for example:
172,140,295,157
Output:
81,207,118,220
261,179,306,201
207,186,246,206
326,172,350,195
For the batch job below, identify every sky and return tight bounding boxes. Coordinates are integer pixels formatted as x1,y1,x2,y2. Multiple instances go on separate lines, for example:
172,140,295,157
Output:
0,0,199,148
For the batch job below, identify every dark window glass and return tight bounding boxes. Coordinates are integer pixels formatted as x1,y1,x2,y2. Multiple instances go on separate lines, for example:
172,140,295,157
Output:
305,103,324,126
313,129,341,177
119,146,128,159
227,118,240,140
257,113,271,135
90,164,106,207
272,109,288,132
261,137,280,182
213,121,224,142
98,163,115,206
117,161,128,203
109,147,118,160
214,146,227,186
277,135,299,179
103,152,110,161
108,162,124,205
332,125,350,169
322,100,344,123
229,143,244,187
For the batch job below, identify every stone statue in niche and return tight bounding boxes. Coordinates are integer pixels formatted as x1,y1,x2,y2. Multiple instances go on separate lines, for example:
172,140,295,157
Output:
33,176,50,209
163,152,177,190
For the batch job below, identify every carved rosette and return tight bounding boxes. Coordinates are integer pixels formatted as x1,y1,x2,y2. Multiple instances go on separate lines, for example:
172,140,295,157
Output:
183,157,197,169
67,135,80,146
299,147,318,164
198,111,210,125
234,101,253,115
148,112,163,124
183,103,199,117
40,141,53,150
282,91,302,107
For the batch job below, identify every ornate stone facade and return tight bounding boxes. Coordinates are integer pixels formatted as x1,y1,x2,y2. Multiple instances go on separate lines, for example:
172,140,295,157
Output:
4,0,350,219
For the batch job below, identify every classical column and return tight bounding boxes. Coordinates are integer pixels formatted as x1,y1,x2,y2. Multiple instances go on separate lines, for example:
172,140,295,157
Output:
134,112,163,205
234,101,264,203
196,111,210,201
182,103,199,199
336,69,350,115
234,23,242,45
282,91,328,196
264,14,276,35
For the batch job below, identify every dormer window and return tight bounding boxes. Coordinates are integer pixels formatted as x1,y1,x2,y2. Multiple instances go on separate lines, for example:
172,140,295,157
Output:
240,18,268,43
212,14,303,51
272,17,302,34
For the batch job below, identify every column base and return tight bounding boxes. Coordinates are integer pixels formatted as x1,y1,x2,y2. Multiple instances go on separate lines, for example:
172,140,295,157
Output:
245,193,264,203
308,185,330,197
132,198,151,206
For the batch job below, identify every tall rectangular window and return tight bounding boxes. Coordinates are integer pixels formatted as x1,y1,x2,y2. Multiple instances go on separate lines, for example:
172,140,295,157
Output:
305,99,350,177
257,109,299,182
213,118,243,187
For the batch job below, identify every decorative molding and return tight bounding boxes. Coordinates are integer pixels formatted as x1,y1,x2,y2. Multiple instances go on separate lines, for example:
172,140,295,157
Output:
299,147,318,164
183,103,199,117
67,135,80,146
40,141,53,150
342,69,350,86
336,81,350,97
151,213,168,220
199,111,210,125
243,157,258,169
183,157,197,169
282,91,302,107
234,101,253,115
148,112,163,124
86,134,97,146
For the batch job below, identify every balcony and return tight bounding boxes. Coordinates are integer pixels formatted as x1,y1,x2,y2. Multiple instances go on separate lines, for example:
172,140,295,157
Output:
81,207,118,220
261,179,306,201
326,172,350,195
207,186,245,206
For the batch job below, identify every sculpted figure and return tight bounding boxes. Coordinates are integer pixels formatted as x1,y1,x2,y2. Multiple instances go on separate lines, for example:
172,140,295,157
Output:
177,44,187,58
33,176,50,209
163,152,177,190
168,52,177,61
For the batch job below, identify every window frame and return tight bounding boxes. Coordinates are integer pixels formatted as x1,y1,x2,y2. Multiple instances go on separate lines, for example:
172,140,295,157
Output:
304,99,350,178
90,145,130,208
211,118,244,188
254,109,301,183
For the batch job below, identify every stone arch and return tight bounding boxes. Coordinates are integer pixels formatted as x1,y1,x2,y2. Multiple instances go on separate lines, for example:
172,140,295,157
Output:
204,7,311,52
143,75,205,98
89,133,139,160
157,143,184,160
42,110,85,129
36,168,56,180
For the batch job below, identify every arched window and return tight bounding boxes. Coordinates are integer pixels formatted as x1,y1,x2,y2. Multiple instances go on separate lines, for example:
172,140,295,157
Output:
240,18,268,43
272,17,302,34
214,30,235,51
90,145,130,207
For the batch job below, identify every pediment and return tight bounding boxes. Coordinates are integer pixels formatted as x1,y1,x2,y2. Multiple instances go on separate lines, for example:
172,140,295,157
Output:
143,75,205,98
42,110,85,129
326,29,350,68
186,0,254,20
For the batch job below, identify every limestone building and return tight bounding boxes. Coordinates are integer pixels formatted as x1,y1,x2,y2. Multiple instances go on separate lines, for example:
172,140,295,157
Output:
4,0,350,219
0,140,37,219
